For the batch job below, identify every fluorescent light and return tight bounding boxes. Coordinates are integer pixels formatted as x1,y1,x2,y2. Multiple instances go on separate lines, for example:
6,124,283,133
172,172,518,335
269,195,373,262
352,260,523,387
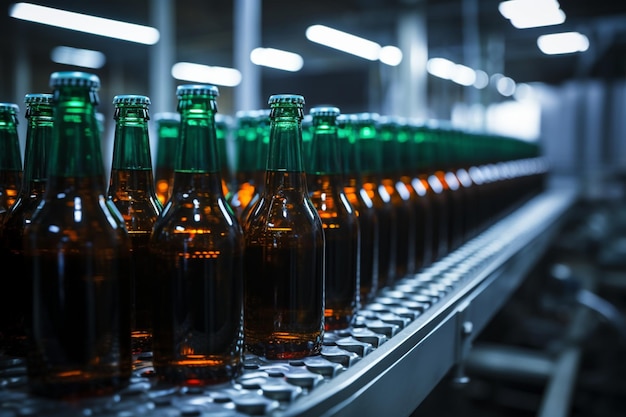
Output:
9,2,160,45
51,46,106,69
451,64,476,86
426,57,456,79
537,32,589,55
498,0,565,29
250,47,303,72
379,46,403,66
305,24,381,61
473,70,489,89
171,62,242,87
496,76,516,96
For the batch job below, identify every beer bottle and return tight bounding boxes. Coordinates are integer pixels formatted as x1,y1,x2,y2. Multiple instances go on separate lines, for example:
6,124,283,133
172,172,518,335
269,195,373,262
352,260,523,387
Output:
243,94,325,360
307,106,360,330
354,113,397,288
337,114,379,305
0,102,22,225
228,110,261,220
216,113,234,197
397,118,432,272
150,84,244,386
106,95,163,355
0,94,52,358
239,109,270,226
379,116,417,279
23,71,132,398
153,112,180,206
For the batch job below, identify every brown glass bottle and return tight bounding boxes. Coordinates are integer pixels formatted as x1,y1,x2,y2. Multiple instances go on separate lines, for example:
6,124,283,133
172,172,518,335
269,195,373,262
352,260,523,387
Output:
150,85,244,386
354,113,397,288
307,106,360,331
0,102,22,225
337,114,379,305
106,95,163,355
0,94,52,358
23,71,132,399
153,112,180,206
243,94,325,360
379,116,417,279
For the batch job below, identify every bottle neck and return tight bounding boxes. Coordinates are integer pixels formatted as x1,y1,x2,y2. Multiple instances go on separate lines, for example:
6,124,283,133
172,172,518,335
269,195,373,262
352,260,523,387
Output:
176,100,221,174
110,111,154,173
156,121,179,169
308,119,342,176
266,111,305,173
22,108,53,191
0,111,22,171
47,86,105,191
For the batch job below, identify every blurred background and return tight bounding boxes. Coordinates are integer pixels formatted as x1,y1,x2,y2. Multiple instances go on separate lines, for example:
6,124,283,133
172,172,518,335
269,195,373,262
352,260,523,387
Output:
2,0,626,188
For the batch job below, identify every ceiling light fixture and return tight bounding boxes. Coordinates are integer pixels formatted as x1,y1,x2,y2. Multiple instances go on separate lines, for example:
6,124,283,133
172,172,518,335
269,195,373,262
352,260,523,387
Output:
51,46,106,69
171,62,242,87
379,46,403,66
9,2,160,45
305,24,381,61
537,31,589,55
498,0,565,29
250,48,304,72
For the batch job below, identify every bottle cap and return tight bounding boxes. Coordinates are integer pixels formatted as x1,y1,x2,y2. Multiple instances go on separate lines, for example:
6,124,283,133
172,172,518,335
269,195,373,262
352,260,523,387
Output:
310,106,340,117
113,95,151,106
176,84,219,98
268,94,305,106
24,94,53,105
49,71,100,89
0,103,20,113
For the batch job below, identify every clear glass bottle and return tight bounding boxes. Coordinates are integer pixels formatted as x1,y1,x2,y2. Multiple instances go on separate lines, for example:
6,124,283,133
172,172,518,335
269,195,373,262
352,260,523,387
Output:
150,84,244,386
243,94,325,360
307,106,360,330
106,95,163,355
153,112,180,206
0,94,52,359
23,71,132,399
0,102,22,225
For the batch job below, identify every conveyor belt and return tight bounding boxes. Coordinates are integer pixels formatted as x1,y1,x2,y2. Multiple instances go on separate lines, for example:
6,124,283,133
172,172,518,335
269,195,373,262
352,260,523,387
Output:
0,177,579,417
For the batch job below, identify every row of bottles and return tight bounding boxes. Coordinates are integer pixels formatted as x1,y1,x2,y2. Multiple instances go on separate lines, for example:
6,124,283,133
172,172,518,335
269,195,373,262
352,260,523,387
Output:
0,70,548,400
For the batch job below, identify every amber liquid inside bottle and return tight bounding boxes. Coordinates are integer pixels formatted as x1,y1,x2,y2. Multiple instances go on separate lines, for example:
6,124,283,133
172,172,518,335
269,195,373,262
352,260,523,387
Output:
343,182,379,305
108,168,161,355
25,177,132,399
151,171,244,386
244,171,325,360
309,174,360,331
381,176,415,280
0,170,22,222
362,174,396,288
155,166,173,206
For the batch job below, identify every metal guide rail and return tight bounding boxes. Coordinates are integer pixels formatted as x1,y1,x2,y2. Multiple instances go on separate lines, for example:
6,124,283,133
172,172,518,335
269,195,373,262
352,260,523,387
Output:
0,179,579,417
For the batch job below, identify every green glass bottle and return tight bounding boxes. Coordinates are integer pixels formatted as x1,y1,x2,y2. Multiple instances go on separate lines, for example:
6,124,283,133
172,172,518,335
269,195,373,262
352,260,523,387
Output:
153,112,180,206
106,95,163,355
338,114,379,305
239,109,270,227
215,113,234,197
307,106,360,330
228,110,261,220
0,94,52,358
150,84,244,386
379,116,417,279
243,94,325,360
0,102,22,225
355,113,397,288
23,71,132,399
